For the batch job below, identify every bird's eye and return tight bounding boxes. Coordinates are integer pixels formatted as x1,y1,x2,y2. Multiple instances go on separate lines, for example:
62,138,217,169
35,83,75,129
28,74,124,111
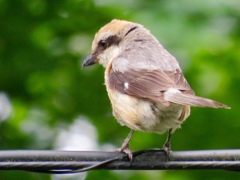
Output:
99,40,107,48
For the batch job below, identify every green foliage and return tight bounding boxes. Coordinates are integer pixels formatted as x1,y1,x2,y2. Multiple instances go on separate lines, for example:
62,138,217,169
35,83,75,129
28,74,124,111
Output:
0,0,239,179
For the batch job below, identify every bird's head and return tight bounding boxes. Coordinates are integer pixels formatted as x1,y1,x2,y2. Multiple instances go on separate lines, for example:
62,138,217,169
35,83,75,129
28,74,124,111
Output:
82,19,142,68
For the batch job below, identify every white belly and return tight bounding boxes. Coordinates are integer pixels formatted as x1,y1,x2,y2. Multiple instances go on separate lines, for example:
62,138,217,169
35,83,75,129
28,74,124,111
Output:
107,89,185,134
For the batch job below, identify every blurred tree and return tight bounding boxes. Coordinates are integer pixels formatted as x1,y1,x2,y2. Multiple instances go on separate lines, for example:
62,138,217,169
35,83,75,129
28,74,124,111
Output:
0,0,239,179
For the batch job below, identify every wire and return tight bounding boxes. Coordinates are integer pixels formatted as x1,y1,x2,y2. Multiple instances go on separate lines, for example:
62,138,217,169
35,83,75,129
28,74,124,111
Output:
0,149,240,173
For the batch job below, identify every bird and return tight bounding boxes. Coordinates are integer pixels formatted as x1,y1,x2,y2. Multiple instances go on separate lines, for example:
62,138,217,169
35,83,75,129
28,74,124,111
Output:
82,19,230,160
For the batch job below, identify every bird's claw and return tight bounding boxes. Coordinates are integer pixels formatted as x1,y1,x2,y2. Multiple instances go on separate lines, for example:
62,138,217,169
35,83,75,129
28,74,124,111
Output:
162,141,171,156
116,144,133,161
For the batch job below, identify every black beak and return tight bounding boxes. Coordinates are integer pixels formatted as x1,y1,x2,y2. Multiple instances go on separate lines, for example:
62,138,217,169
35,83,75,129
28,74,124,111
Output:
82,54,97,68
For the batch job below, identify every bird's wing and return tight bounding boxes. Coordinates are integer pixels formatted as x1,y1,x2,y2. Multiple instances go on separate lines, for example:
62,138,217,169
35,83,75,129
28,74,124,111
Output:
108,58,194,105
108,58,229,108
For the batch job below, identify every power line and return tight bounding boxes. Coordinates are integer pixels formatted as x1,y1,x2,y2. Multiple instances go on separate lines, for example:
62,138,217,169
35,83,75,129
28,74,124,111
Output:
0,149,240,174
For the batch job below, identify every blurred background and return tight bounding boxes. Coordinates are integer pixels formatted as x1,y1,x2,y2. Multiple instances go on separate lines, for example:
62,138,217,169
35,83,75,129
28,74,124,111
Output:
0,0,240,179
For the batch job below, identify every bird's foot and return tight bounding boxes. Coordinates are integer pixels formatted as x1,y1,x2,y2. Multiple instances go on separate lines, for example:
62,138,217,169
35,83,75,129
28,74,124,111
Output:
162,141,171,156
115,129,134,161
162,129,172,156
116,143,133,161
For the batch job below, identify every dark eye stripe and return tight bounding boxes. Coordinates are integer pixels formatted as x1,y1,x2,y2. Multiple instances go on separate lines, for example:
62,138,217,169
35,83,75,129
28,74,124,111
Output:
98,35,121,50
106,35,121,46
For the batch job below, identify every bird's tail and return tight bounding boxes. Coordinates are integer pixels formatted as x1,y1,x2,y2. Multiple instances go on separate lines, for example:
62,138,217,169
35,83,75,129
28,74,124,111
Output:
164,90,230,109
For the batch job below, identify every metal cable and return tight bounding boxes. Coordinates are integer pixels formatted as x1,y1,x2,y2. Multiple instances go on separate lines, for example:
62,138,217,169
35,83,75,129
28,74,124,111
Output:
0,149,240,173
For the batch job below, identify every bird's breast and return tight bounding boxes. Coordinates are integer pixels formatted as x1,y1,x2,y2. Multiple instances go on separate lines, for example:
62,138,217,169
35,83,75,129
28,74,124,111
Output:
106,87,188,133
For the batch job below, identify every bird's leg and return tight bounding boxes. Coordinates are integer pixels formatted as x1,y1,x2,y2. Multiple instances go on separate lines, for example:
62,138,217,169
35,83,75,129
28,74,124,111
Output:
162,129,172,156
116,129,134,161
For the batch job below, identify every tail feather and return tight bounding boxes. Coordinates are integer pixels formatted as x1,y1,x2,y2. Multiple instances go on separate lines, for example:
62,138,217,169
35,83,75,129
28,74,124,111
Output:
164,88,230,109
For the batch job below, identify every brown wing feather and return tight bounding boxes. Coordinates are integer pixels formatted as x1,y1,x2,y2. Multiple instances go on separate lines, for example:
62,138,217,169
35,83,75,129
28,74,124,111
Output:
108,66,229,109
165,69,195,95
108,68,193,104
